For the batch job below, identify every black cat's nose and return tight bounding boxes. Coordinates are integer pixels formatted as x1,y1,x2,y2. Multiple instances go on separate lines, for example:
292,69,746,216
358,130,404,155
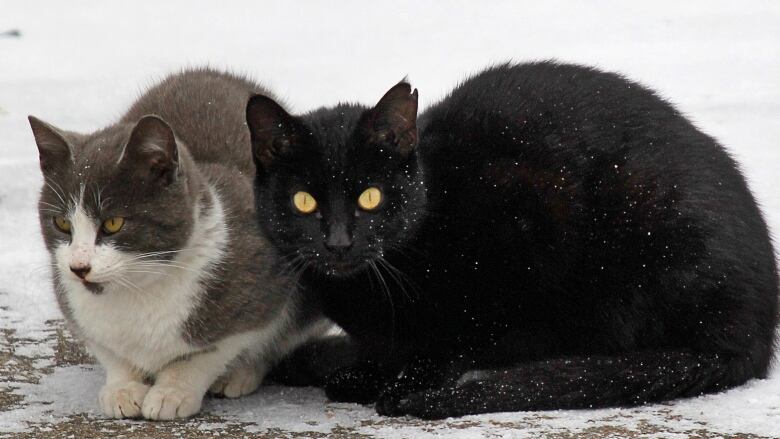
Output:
70,265,91,279
325,225,353,255
325,241,353,256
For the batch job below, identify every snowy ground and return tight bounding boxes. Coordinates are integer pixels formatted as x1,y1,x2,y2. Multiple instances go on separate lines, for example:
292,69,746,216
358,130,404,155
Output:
1,1,780,437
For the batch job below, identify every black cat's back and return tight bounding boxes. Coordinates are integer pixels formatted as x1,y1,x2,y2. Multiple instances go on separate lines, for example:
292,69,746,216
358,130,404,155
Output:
416,62,777,365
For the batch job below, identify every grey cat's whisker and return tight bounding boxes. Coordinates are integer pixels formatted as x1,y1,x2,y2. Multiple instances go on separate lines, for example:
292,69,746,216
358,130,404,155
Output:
39,201,63,210
123,270,169,277
91,182,100,213
113,275,142,293
126,258,186,264
43,180,68,209
127,260,201,273
124,250,184,261
69,183,86,210
44,177,66,197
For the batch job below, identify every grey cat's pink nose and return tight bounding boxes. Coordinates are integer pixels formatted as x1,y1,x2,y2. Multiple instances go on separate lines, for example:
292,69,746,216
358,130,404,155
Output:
70,265,91,279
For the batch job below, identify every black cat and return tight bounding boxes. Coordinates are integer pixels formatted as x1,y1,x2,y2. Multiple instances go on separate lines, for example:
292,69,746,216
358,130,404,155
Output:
248,62,778,419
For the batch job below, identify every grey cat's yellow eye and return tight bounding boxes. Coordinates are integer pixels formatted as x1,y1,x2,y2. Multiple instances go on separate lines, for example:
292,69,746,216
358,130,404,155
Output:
53,215,71,233
102,217,125,234
292,191,318,214
357,187,383,211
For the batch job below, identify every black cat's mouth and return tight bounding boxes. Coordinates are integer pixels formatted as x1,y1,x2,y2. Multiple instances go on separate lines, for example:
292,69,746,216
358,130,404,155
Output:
320,258,370,277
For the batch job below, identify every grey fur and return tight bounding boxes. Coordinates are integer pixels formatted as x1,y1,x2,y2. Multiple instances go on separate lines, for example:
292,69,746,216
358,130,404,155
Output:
32,68,319,353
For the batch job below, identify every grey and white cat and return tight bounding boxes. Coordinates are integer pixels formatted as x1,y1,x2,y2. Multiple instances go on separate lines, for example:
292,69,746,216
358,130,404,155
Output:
29,69,327,420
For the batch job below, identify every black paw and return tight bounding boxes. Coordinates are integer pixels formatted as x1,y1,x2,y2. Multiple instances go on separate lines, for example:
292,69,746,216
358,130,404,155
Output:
374,388,405,416
374,373,434,416
324,363,389,404
375,388,453,420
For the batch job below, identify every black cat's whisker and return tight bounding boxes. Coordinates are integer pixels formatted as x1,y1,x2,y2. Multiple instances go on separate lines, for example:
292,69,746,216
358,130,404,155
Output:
369,260,396,342
289,256,315,280
383,242,423,262
287,258,309,278
376,256,419,301
277,254,304,277
291,259,313,283
277,252,305,267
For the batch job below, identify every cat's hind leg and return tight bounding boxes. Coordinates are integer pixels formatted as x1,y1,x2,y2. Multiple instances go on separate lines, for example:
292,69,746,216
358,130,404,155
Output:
377,351,757,419
209,360,265,398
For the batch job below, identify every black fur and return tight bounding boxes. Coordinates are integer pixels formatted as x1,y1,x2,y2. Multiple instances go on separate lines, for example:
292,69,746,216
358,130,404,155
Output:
252,62,778,419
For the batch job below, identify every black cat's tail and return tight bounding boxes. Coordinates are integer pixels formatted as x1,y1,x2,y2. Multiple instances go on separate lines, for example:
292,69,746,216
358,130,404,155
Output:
381,351,760,419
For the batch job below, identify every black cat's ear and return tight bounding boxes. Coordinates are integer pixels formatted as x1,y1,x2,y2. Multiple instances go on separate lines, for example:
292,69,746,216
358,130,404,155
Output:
120,115,179,184
364,82,419,157
246,95,299,168
28,116,73,175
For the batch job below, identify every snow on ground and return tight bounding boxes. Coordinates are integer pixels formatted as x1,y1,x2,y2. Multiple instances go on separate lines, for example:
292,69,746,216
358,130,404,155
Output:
1,0,779,437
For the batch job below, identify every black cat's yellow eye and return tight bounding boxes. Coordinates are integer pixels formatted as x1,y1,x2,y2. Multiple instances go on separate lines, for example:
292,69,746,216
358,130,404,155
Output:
53,215,71,233
102,217,125,234
357,187,383,211
292,191,318,214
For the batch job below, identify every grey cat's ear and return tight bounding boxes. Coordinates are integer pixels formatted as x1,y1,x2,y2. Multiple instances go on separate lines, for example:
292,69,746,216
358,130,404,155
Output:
28,116,73,174
246,94,299,168
120,115,179,184
364,82,419,157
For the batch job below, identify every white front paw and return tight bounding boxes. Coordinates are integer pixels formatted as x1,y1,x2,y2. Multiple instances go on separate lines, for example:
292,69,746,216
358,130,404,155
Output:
99,380,150,419
141,385,203,420
209,364,262,398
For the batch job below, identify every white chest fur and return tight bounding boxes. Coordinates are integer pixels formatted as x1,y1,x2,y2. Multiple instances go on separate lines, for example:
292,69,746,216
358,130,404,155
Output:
57,187,228,373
